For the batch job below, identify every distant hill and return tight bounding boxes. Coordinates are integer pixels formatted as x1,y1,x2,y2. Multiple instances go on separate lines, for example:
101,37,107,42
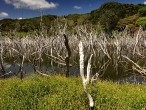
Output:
0,2,146,33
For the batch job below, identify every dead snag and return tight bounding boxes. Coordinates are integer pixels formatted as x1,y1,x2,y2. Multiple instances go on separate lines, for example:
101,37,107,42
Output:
0,44,6,77
79,41,94,109
63,34,71,77
122,55,146,77
17,55,25,80
36,70,50,77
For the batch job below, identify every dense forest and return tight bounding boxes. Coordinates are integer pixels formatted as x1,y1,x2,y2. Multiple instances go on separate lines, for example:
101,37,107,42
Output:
0,2,146,34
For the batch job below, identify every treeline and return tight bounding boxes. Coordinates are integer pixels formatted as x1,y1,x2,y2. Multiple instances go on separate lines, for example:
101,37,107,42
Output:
90,2,146,32
0,2,146,33
0,15,57,32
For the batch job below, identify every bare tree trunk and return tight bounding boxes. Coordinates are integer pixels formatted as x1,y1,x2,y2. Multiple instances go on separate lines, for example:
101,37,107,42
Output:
122,55,146,77
32,59,37,72
50,47,54,69
0,45,6,77
79,41,94,109
18,55,25,80
63,34,71,77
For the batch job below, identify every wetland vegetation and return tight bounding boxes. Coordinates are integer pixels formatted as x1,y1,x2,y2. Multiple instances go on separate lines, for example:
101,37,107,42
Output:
0,75,146,110
0,1,146,110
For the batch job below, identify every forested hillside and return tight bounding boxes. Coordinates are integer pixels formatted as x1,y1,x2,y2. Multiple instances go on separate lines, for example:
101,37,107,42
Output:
0,2,146,33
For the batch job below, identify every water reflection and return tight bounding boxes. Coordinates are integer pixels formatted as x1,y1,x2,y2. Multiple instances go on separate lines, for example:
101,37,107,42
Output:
2,63,146,84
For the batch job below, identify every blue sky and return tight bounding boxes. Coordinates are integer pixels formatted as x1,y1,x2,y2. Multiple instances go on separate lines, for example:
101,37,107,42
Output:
0,0,146,19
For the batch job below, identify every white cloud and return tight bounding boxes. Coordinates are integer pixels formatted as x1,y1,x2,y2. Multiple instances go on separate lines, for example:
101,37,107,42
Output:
74,6,82,10
144,1,146,4
4,0,58,10
0,12,9,18
17,17,23,20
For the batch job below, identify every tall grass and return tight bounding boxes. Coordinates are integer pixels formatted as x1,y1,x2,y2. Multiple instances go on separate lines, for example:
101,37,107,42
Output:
0,75,146,110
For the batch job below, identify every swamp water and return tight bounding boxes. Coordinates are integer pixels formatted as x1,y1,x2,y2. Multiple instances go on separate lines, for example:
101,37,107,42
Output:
2,63,146,84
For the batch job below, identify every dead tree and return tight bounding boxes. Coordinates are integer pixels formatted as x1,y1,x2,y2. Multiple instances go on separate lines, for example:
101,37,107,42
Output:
11,47,25,79
17,55,25,80
0,42,14,78
79,41,94,110
0,43,6,77
63,34,71,77
122,55,146,77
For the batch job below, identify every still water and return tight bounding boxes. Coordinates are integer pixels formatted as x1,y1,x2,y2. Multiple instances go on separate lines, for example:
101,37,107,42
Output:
2,63,146,84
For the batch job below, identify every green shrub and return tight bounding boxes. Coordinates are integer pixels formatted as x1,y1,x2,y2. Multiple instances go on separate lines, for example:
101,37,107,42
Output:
136,17,146,28
138,7,146,17
0,75,146,110
117,14,139,31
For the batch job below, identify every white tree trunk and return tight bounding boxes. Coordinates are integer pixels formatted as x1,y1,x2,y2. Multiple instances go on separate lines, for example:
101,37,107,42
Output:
79,41,94,109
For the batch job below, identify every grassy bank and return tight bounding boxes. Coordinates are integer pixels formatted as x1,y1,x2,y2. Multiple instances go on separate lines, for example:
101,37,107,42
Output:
0,75,146,110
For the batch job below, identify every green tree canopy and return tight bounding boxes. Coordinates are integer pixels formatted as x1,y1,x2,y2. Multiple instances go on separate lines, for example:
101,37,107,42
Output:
117,14,139,31
138,7,146,17
136,17,146,29
99,10,119,32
